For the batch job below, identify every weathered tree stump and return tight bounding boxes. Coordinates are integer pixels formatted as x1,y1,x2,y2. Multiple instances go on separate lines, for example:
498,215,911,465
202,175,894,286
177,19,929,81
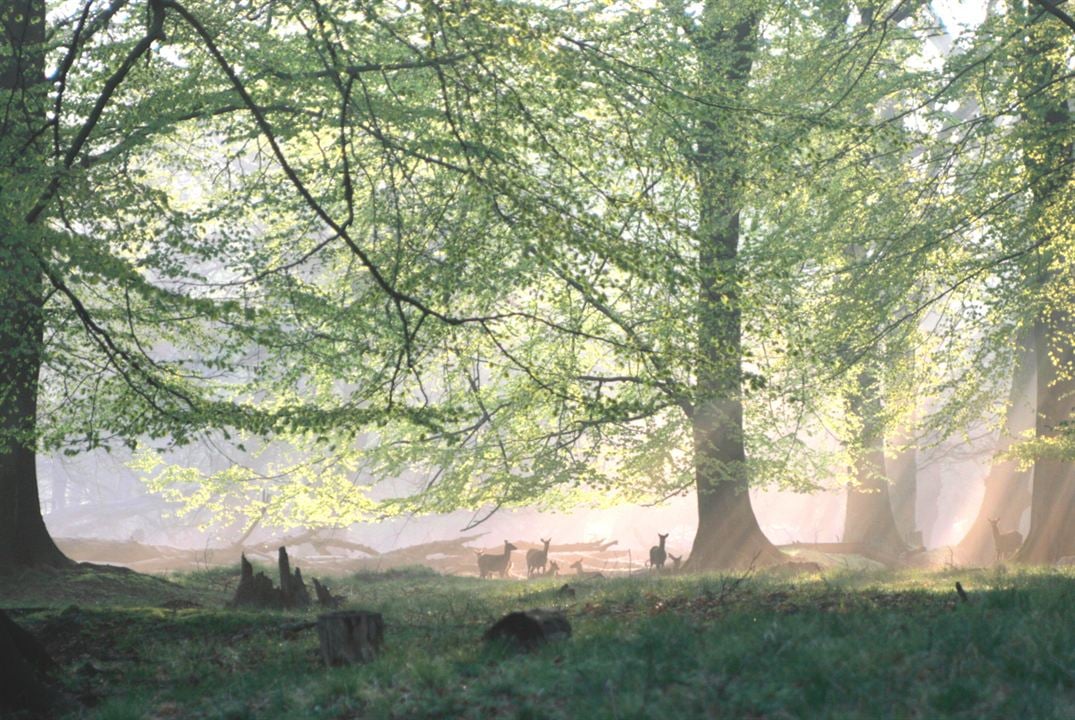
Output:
230,553,280,608
278,548,311,609
484,609,571,650
316,611,384,665
313,578,343,608
229,546,313,609
0,609,54,714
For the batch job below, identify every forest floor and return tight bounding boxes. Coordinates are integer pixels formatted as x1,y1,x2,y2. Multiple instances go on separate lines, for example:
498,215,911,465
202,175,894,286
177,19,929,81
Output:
2,563,1074,719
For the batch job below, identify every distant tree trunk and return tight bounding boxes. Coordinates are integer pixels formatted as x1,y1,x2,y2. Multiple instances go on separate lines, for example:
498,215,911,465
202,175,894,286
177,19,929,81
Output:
0,0,72,571
1019,312,1075,562
955,340,1035,565
686,7,780,571
842,367,906,555
1014,5,1075,564
887,313,920,546
888,443,918,545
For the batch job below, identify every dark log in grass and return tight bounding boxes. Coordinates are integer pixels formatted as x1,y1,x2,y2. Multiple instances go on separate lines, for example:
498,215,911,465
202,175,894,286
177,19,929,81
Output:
317,611,384,665
0,609,54,714
484,609,571,650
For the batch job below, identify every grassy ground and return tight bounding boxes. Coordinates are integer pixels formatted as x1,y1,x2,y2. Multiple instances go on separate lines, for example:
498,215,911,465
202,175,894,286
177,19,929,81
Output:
4,563,1075,719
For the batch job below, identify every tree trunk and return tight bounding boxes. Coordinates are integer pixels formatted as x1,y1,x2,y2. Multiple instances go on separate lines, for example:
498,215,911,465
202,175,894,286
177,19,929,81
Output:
955,339,1035,565
888,440,919,546
685,7,780,571
1014,5,1075,564
1018,312,1075,562
0,0,71,572
842,368,907,556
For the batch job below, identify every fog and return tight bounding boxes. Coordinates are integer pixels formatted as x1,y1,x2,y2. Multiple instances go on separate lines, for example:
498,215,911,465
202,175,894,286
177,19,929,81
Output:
38,423,1019,572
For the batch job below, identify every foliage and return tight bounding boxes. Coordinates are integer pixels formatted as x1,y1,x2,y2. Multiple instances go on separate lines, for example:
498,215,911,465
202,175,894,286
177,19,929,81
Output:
6,0,1074,532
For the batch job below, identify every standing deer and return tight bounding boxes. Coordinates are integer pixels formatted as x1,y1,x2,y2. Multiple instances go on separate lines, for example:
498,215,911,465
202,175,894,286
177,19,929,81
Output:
527,538,552,578
988,518,1022,564
649,533,669,571
477,540,518,579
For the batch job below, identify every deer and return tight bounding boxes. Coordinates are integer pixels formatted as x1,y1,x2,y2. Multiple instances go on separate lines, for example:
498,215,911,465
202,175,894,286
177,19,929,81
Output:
649,533,669,571
527,538,552,578
988,518,1023,564
667,553,683,573
476,540,518,579
569,559,604,579
546,560,560,578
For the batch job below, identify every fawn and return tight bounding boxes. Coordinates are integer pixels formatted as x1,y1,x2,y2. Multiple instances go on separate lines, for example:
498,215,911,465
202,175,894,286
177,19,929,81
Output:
546,560,560,578
527,538,552,578
667,553,682,572
569,559,604,579
649,533,669,570
477,540,518,579
988,517,1022,564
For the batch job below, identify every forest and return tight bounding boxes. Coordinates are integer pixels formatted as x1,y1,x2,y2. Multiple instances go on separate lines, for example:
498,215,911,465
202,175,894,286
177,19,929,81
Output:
2,0,1075,717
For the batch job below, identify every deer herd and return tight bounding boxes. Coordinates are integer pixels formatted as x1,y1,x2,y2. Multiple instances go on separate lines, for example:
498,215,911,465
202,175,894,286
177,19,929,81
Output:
474,533,684,579
474,518,1029,578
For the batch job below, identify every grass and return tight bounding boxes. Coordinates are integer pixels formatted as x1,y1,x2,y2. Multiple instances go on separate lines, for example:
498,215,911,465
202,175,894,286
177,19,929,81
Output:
5,564,1075,719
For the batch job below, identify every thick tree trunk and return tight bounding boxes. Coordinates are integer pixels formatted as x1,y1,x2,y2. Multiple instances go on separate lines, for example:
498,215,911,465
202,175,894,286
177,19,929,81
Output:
888,442,919,546
842,369,907,556
685,8,780,571
1018,313,1075,562
0,0,71,572
689,397,781,569
955,340,1035,565
1014,5,1075,564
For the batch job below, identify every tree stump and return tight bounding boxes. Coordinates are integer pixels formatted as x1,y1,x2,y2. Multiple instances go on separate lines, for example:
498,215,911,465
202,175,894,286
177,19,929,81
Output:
316,611,384,665
278,548,311,609
484,609,571,650
313,578,343,608
230,553,280,608
229,547,313,609
0,609,54,714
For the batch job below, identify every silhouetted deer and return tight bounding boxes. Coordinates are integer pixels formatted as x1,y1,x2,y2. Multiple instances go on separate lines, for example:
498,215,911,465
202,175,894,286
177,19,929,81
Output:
668,553,682,573
527,538,552,578
546,560,560,578
477,540,518,579
988,518,1022,564
649,533,669,570
569,559,604,579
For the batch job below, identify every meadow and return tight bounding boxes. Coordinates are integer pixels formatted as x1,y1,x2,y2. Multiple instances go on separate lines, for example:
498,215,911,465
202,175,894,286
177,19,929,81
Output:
4,563,1075,719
